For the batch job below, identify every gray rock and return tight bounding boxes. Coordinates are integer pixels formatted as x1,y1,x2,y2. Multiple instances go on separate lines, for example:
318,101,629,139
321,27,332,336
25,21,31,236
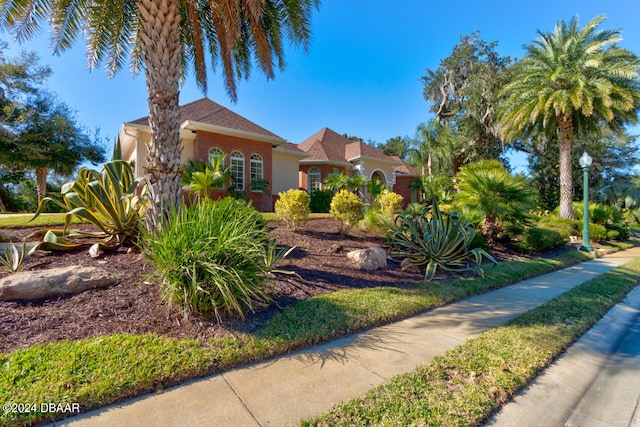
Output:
0,230,16,243
346,247,388,271
0,266,118,300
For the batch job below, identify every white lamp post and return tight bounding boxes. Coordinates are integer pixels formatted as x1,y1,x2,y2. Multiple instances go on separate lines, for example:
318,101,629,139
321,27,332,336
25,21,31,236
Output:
579,152,593,252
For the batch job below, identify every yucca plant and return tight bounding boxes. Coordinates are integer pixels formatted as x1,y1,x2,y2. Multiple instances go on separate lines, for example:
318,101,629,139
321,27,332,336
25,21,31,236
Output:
29,159,145,257
387,200,496,281
0,240,27,274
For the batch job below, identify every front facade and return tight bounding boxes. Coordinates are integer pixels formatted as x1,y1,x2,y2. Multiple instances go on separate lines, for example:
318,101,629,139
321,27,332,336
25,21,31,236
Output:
119,98,307,211
119,101,419,211
296,128,420,206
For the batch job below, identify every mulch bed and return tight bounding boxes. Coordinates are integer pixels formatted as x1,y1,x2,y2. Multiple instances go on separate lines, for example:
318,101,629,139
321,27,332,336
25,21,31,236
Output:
0,218,442,354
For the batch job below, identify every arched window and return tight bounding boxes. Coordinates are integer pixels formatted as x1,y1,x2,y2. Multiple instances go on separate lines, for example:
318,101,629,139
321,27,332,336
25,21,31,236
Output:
230,150,245,191
208,147,225,189
308,167,321,192
250,153,264,191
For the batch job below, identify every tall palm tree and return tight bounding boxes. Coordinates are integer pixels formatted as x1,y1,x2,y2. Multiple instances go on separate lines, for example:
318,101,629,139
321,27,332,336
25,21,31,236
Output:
499,15,640,219
0,0,319,231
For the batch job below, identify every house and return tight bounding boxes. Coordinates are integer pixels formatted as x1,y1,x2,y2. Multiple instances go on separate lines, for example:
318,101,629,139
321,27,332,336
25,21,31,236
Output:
119,98,308,211
119,99,420,211
296,128,420,206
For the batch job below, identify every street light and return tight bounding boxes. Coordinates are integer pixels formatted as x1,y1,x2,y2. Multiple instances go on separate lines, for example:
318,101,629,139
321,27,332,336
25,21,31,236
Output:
579,152,593,252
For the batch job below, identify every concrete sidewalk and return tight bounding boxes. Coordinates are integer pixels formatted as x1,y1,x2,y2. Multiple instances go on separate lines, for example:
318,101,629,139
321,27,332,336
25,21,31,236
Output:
59,247,640,427
487,277,640,427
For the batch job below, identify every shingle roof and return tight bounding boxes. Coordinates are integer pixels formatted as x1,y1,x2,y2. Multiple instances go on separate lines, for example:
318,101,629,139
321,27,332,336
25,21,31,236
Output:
298,127,402,167
391,156,420,176
128,98,283,140
297,128,352,163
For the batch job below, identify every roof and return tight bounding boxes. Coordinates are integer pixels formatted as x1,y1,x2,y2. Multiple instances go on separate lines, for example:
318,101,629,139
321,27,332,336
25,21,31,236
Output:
298,128,401,166
273,142,311,158
391,156,420,176
298,128,352,164
127,98,285,143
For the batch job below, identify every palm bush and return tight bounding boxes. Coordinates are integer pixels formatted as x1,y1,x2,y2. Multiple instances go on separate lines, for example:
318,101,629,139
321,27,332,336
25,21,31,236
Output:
141,198,274,321
182,156,230,201
455,160,535,242
387,200,496,281
29,159,145,257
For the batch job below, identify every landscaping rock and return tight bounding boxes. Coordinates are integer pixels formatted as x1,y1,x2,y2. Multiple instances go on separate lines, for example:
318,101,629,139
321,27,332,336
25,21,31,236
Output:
346,247,388,271
0,230,16,243
0,266,119,301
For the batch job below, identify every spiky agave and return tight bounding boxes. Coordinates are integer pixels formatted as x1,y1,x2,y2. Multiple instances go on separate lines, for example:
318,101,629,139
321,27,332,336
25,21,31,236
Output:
388,200,496,281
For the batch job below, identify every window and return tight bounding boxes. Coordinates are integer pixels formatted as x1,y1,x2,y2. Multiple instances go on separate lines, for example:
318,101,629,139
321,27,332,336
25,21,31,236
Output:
230,150,245,191
308,167,321,192
250,153,264,191
208,147,225,189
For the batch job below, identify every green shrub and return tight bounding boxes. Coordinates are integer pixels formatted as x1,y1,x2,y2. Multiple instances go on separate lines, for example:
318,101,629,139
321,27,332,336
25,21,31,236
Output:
309,189,332,213
376,192,404,217
537,216,580,236
141,198,272,321
330,189,365,235
275,189,311,231
589,223,607,242
387,200,496,281
606,224,630,240
360,207,395,234
517,226,569,253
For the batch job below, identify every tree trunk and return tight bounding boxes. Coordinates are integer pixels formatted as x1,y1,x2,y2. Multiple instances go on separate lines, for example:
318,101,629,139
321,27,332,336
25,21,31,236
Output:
139,0,183,233
557,115,576,219
35,167,48,206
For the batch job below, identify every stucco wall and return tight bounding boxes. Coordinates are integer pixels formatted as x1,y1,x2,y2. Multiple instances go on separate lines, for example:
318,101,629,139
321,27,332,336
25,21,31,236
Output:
272,150,304,196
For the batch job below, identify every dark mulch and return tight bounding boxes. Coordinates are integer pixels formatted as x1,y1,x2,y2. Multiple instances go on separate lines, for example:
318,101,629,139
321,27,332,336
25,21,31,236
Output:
0,218,439,354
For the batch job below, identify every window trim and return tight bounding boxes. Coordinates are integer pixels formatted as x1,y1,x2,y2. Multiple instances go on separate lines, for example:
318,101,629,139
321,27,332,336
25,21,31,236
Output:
308,167,322,193
249,153,264,192
230,150,245,191
208,147,225,189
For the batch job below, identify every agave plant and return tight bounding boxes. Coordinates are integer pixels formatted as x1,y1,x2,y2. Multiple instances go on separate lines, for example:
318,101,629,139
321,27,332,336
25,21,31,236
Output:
387,200,496,281
29,159,146,257
0,240,27,274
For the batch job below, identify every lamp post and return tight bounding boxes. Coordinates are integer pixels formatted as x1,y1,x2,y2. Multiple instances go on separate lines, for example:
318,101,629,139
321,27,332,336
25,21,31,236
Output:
579,152,593,252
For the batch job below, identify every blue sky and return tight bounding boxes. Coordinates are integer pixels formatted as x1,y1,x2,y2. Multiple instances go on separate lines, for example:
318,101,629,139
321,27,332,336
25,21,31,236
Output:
2,0,640,171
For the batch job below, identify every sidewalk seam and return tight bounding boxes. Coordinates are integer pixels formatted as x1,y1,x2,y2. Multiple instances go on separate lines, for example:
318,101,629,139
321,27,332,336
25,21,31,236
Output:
222,374,263,427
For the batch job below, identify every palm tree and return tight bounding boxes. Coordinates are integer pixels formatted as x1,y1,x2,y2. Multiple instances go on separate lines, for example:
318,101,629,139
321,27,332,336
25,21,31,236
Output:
455,160,535,242
499,15,640,219
0,0,319,231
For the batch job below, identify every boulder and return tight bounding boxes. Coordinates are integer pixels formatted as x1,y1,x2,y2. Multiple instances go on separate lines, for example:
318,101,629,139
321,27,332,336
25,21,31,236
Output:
0,266,118,301
0,230,16,243
346,247,388,271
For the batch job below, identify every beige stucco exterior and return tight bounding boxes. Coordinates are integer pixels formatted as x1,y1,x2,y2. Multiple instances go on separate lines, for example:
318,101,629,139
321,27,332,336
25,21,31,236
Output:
272,147,308,195
350,156,399,188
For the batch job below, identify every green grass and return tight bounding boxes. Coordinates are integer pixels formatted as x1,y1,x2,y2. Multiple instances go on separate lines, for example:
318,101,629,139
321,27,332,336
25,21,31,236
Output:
0,213,77,228
0,212,332,228
303,257,640,426
0,249,595,426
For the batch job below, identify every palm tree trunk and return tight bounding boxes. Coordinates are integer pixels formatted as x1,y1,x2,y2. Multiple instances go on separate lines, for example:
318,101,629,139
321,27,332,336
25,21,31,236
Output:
557,116,576,219
35,167,48,206
138,0,183,233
